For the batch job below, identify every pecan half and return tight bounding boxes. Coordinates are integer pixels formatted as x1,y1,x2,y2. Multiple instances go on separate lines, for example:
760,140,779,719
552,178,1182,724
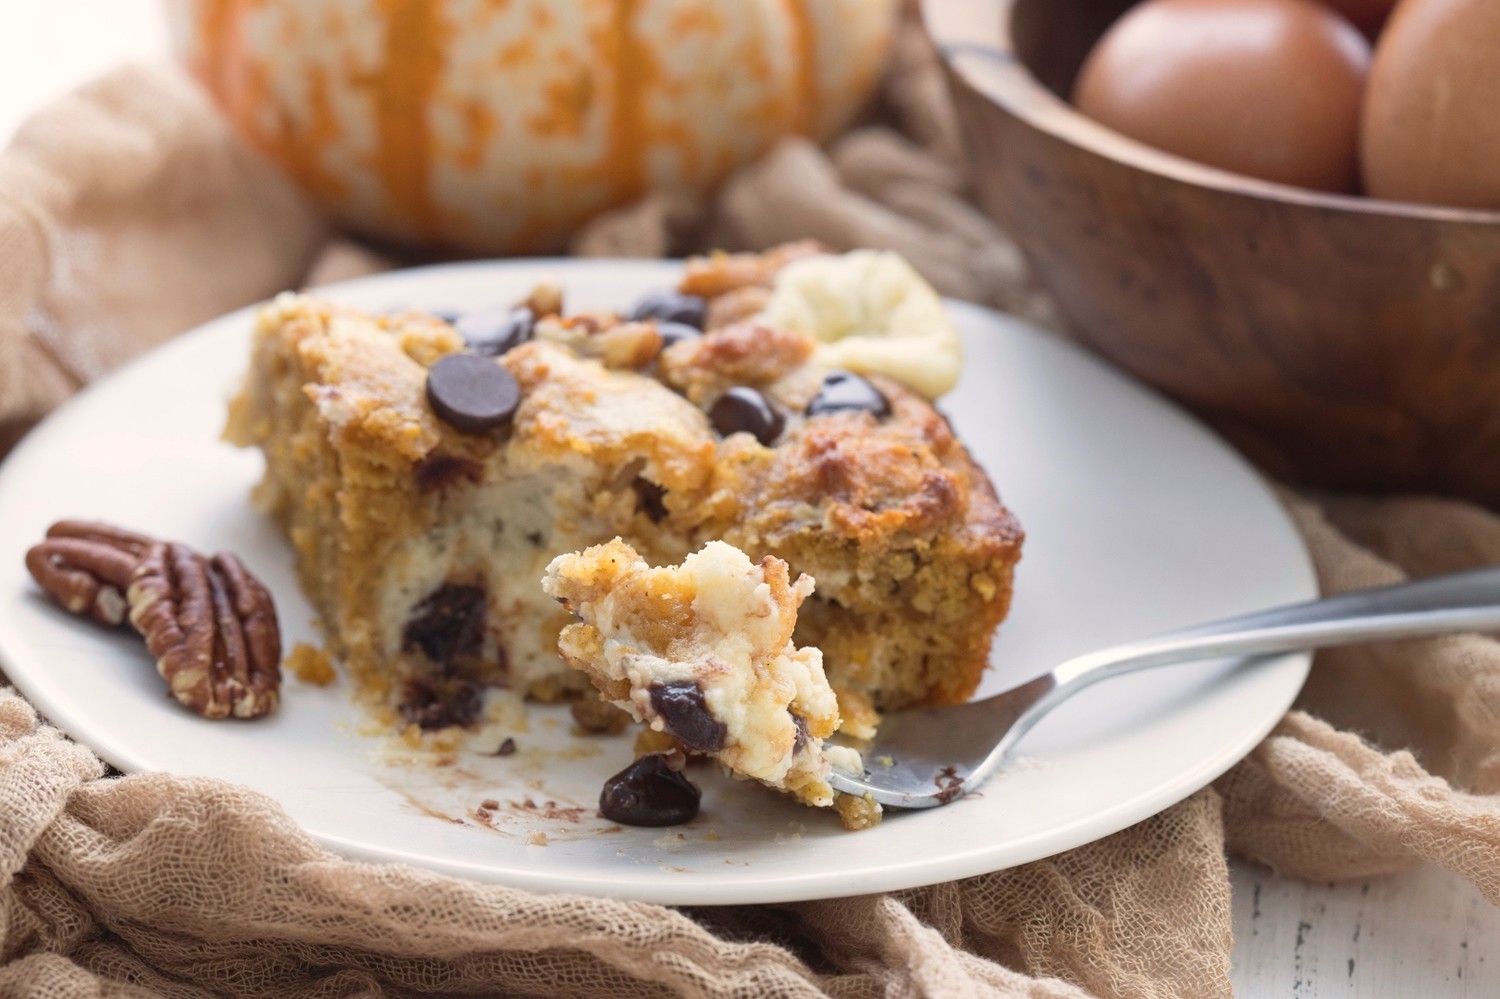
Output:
128,543,281,720
25,522,153,626
46,520,155,556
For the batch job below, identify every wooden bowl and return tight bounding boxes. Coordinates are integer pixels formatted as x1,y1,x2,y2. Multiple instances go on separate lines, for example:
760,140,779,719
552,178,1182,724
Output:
924,0,1500,504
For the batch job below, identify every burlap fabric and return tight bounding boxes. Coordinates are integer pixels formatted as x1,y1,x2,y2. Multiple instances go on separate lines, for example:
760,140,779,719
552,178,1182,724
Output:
3,19,1500,999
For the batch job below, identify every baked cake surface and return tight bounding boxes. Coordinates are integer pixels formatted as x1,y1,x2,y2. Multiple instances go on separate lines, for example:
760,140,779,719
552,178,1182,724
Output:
224,248,1023,728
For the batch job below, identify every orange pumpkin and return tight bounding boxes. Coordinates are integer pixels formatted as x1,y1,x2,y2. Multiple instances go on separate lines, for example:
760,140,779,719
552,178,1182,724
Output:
167,0,897,254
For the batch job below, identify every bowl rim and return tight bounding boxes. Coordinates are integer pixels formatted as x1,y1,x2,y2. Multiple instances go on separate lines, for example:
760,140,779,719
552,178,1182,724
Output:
920,0,1500,224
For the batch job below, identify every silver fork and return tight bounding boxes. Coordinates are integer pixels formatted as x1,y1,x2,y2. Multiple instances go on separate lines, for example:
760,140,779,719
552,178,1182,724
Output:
826,565,1500,808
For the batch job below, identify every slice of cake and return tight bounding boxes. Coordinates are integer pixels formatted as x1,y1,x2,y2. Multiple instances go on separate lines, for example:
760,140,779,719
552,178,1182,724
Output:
224,247,1023,730
543,538,856,808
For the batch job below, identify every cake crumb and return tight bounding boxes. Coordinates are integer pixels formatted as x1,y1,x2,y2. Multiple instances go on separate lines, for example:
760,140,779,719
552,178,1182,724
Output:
835,793,883,831
571,697,631,735
835,688,881,741
286,642,337,686
633,728,683,758
704,829,720,842
527,830,548,846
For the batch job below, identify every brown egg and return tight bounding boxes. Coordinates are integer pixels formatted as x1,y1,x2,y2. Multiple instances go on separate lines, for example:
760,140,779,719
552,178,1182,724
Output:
1361,0,1500,207
1074,0,1371,192
1320,0,1399,37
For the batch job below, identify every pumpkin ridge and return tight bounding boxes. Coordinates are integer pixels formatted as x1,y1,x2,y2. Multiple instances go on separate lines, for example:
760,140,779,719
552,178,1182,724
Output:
196,0,239,103
374,0,445,237
610,0,649,202
783,0,816,136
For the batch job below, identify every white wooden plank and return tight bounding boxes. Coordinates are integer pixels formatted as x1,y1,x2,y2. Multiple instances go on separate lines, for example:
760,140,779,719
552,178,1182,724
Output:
1231,859,1500,996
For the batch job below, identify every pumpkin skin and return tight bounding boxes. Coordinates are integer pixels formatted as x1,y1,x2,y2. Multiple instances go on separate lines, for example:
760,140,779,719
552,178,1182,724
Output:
167,0,897,254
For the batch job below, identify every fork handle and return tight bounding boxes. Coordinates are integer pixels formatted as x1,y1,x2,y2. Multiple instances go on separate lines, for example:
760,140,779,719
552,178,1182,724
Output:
983,565,1500,767
1054,564,1500,689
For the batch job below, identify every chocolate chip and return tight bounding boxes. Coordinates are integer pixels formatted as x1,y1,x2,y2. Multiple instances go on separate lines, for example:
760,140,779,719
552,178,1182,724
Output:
456,306,535,357
648,681,726,752
631,476,668,524
426,354,521,433
655,321,701,351
790,711,809,755
629,290,707,329
806,370,891,419
400,677,485,730
413,453,484,492
709,387,785,446
493,737,517,757
403,583,486,668
599,754,702,826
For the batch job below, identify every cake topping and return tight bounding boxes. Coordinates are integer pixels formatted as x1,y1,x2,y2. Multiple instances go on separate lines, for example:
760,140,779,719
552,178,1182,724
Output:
806,370,891,419
629,290,707,329
757,249,962,400
655,321,701,352
709,386,785,445
599,753,702,827
648,680,727,752
455,305,535,357
425,354,521,433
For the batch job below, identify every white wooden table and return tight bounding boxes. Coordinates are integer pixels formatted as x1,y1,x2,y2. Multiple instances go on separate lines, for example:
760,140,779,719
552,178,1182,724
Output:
4,4,1497,995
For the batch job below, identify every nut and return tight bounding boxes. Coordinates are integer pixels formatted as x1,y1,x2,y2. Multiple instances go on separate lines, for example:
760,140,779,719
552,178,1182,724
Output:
705,285,772,331
25,521,154,625
522,281,564,319
679,240,826,298
128,543,282,720
24,520,284,720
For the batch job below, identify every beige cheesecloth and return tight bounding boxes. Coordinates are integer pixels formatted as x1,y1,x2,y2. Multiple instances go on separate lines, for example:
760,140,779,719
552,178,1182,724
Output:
4,18,1500,999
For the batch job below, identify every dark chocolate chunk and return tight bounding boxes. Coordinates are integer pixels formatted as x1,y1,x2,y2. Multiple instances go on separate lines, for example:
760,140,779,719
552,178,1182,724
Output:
425,354,521,434
456,305,535,357
494,737,517,757
400,677,485,730
790,711,809,755
599,754,702,826
655,321,701,351
709,387,785,446
648,680,727,752
631,476,669,524
629,290,707,329
413,453,484,492
805,370,891,419
403,583,487,668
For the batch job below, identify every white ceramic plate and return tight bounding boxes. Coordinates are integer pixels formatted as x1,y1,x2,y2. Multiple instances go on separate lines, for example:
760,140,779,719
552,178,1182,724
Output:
0,260,1314,905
